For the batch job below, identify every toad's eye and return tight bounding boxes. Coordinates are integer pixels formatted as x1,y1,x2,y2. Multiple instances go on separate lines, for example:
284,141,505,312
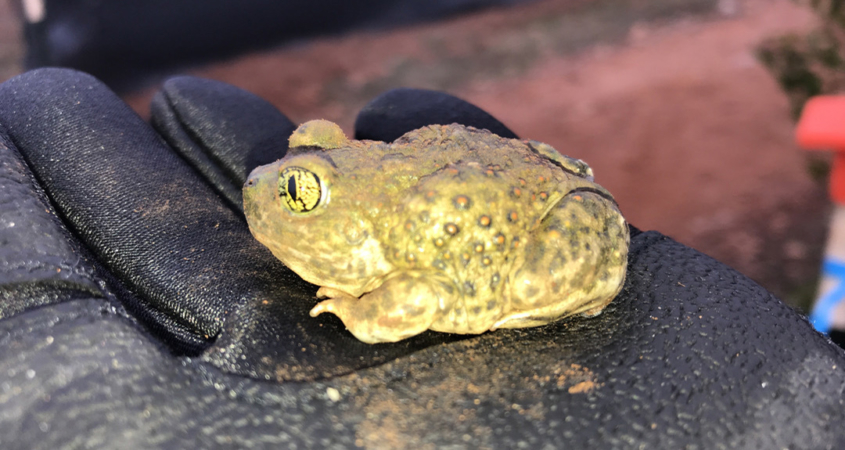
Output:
279,166,323,213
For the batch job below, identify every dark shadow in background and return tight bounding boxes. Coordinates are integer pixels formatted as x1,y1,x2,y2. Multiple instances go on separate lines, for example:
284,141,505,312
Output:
22,0,537,91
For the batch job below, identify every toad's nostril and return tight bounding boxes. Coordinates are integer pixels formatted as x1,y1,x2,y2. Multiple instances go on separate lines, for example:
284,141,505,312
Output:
245,178,255,188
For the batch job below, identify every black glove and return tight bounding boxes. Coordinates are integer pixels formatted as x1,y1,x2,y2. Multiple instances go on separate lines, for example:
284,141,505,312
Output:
0,68,843,449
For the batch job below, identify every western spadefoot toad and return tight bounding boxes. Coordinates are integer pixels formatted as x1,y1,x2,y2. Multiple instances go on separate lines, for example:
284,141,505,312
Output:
243,120,628,343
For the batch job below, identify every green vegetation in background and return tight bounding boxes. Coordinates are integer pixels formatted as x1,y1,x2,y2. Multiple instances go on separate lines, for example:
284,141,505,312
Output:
758,0,845,120
758,0,845,311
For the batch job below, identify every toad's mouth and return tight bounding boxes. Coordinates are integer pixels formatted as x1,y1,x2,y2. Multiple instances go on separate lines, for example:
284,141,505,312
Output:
249,224,394,298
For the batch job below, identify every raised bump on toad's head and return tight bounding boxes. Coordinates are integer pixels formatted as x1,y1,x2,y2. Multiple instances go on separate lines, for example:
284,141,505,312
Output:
289,119,348,149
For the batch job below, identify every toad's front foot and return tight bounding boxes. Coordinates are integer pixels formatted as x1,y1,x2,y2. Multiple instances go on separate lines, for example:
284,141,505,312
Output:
308,272,453,344
310,286,357,317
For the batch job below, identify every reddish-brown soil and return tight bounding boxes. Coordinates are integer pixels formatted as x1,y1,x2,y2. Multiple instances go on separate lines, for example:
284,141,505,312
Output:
0,0,830,310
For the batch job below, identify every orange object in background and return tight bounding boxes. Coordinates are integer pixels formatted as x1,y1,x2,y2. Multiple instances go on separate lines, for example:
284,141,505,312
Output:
797,96,845,205
796,96,845,333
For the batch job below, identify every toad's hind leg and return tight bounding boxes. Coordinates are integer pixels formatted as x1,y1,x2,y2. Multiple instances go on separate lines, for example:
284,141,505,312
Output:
496,190,628,330
310,271,455,344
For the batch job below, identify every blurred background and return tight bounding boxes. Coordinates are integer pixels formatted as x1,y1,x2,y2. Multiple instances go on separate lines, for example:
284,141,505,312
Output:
0,0,830,311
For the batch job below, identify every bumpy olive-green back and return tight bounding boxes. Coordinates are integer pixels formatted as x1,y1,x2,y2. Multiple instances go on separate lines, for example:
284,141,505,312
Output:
327,125,600,318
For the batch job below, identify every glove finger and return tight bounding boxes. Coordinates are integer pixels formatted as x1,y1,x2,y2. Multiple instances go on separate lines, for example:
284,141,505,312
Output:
151,76,296,213
0,69,246,351
354,88,518,142
0,125,106,319
0,69,460,376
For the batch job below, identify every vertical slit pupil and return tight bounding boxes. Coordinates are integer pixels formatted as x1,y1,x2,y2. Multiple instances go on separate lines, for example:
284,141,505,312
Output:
288,176,298,201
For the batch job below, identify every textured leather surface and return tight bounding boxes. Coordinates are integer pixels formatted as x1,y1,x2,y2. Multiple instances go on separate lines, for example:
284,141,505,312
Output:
0,68,843,448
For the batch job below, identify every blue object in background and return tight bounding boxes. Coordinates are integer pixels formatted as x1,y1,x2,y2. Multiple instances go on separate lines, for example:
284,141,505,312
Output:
809,259,845,334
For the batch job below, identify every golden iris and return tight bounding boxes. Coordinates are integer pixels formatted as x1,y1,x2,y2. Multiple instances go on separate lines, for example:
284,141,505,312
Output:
279,166,322,213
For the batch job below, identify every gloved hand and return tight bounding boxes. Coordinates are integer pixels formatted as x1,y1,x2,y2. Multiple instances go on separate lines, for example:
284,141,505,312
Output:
0,68,842,449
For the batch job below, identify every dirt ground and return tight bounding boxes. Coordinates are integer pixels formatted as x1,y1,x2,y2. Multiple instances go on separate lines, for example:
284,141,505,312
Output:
0,0,830,311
